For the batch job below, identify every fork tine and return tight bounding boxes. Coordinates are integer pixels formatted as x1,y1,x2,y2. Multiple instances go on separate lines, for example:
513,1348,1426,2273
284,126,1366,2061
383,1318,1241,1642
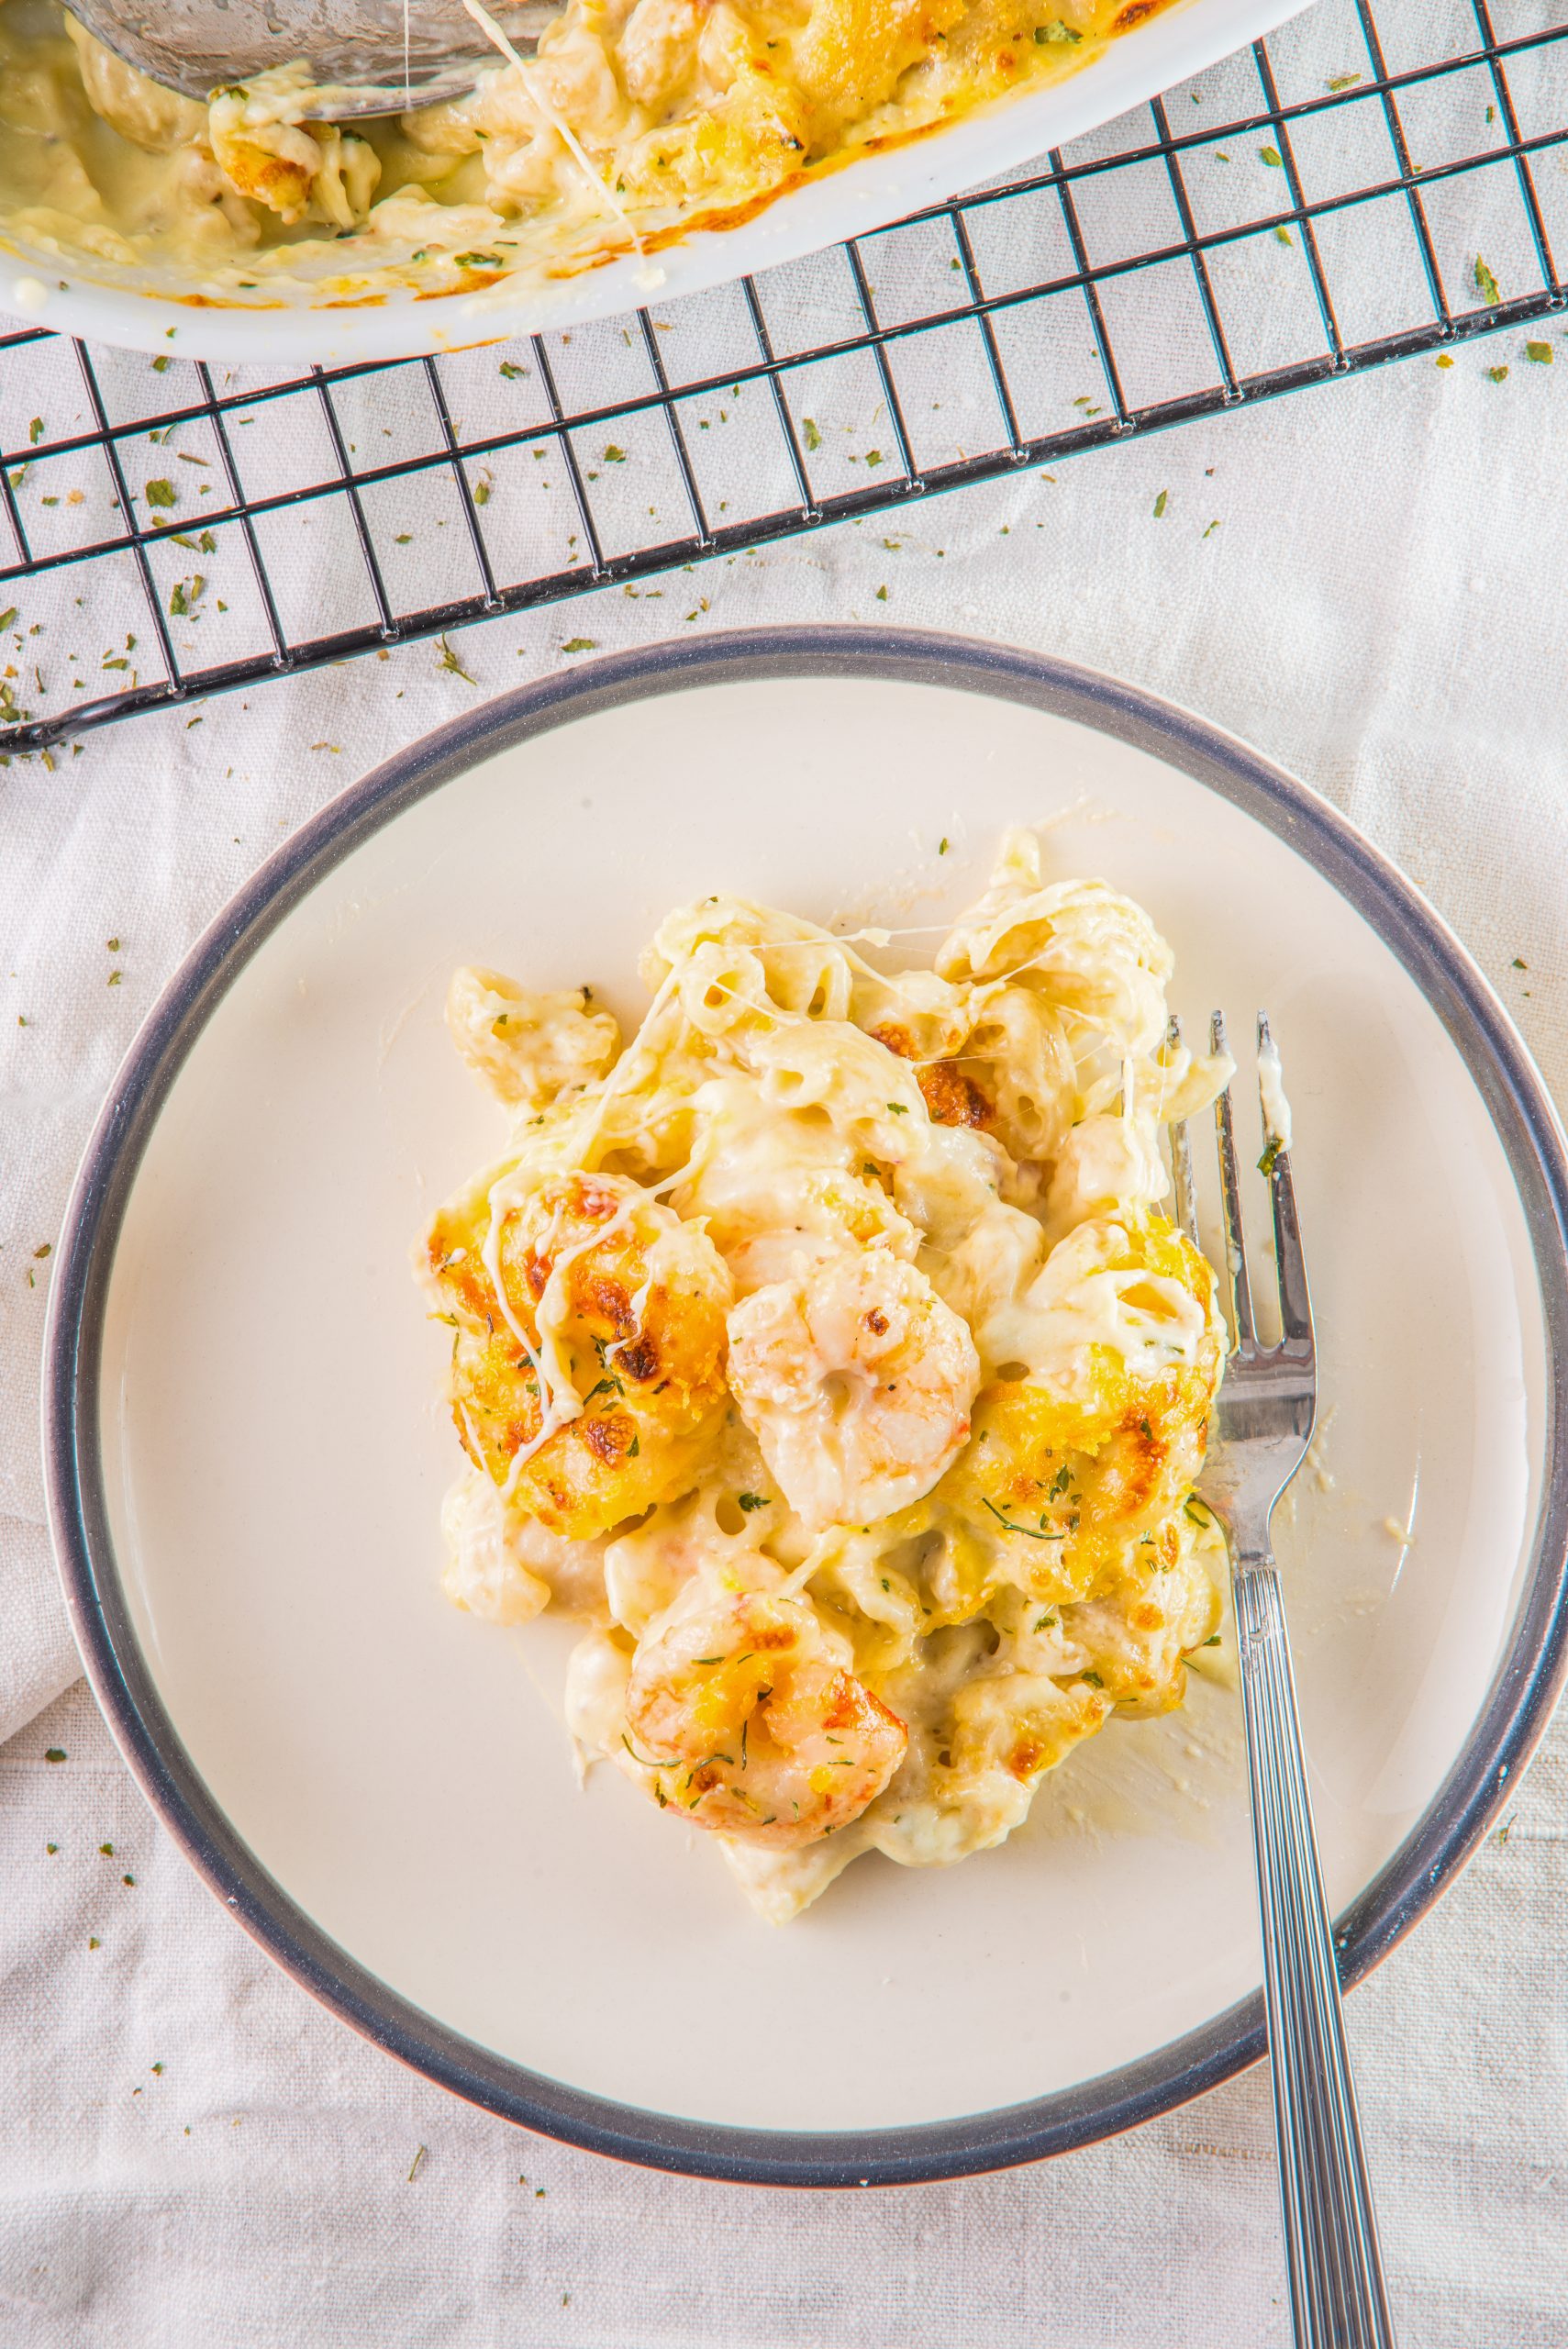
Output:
1211,1010,1256,1353
1164,1014,1199,1248
1258,1013,1314,1347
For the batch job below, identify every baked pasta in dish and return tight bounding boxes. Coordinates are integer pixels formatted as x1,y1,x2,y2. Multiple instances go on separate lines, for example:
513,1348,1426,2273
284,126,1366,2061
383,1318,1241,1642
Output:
417,829,1232,1920
0,0,1177,298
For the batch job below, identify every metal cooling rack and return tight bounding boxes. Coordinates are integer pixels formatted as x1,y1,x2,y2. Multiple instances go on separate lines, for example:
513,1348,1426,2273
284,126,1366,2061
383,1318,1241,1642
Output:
3,0,1566,755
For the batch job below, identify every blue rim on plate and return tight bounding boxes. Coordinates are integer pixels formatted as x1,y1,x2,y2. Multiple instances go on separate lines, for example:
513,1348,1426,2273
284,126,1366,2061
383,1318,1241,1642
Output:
43,628,1568,2188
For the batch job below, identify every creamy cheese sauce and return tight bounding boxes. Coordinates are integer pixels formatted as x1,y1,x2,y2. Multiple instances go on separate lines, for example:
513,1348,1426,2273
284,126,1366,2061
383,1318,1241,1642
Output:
0,0,1180,301
417,827,1232,1920
1258,1027,1294,1154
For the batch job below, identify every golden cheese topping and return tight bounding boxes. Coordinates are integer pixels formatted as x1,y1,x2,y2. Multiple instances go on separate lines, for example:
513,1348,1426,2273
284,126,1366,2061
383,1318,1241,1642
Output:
416,827,1232,1920
0,0,1179,300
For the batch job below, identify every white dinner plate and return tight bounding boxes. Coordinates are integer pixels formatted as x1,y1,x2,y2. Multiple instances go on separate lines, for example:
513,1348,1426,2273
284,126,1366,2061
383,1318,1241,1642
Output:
46,630,1568,2185
2,0,1310,362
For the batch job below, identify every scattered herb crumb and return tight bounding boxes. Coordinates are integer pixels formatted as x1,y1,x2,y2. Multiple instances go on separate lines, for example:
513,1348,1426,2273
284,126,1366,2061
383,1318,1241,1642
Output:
1488,364,1509,383
1436,353,1453,368
99,1841,114,1854
1203,518,1222,538
88,1938,101,1950
1473,253,1501,305
1259,144,1283,167
1327,72,1361,91
1274,224,1293,245
737,1492,770,1512
603,445,626,462
407,2145,428,2181
47,1843,59,1855
1513,957,1529,971
437,633,477,684
803,417,821,451
1153,489,1168,518
45,1748,66,1763
499,360,526,379
1526,340,1552,364
561,638,597,653
144,478,177,508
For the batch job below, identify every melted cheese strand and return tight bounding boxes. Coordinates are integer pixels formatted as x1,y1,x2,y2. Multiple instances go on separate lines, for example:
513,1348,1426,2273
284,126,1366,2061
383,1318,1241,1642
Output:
456,0,654,277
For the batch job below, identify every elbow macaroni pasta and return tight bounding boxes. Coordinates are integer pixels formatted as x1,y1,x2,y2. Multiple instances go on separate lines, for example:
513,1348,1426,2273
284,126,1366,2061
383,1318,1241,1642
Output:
418,829,1231,1920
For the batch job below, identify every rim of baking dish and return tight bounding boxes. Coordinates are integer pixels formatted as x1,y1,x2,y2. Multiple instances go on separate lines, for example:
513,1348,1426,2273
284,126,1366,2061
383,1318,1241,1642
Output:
43,626,1568,2187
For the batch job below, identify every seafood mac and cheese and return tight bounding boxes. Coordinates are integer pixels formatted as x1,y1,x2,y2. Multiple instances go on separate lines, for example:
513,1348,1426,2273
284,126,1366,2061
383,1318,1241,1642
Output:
0,0,1176,299
418,832,1231,1921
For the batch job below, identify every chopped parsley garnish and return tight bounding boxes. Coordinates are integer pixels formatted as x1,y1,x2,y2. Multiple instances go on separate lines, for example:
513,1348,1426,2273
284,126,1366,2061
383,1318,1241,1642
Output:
1258,1136,1284,1176
982,1496,1063,1541
1473,253,1501,305
737,1491,770,1511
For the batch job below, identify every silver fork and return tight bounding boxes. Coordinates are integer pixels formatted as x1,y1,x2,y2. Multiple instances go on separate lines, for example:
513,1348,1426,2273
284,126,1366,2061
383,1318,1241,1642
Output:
1169,1013,1396,2349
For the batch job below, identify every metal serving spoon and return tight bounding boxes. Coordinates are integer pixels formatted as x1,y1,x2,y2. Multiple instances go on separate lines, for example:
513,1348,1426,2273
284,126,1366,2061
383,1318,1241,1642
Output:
63,0,560,117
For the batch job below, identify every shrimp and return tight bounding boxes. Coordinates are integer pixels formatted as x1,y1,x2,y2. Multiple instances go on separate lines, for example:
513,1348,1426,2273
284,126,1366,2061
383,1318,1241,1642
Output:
725,1246,981,1531
619,1583,907,1848
424,1169,731,1539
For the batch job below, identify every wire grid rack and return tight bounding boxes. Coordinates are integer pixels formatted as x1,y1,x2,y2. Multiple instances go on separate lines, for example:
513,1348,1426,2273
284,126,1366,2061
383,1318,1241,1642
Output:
2,0,1566,755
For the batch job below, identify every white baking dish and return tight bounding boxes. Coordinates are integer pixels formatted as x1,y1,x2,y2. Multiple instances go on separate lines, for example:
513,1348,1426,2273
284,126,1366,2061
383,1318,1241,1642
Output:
0,0,1309,362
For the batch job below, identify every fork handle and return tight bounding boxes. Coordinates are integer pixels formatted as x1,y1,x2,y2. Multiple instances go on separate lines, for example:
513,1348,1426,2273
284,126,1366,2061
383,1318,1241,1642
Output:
1232,1549,1396,2349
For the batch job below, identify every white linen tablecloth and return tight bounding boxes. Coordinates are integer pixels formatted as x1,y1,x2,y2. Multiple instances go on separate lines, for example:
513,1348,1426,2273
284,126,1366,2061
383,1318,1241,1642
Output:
3,335,1567,2343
